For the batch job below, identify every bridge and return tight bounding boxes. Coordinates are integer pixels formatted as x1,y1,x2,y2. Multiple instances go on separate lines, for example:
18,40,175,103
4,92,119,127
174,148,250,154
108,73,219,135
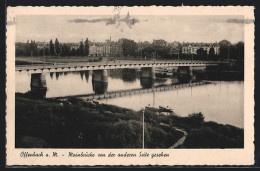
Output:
15,60,221,74
24,64,207,99
54,81,210,101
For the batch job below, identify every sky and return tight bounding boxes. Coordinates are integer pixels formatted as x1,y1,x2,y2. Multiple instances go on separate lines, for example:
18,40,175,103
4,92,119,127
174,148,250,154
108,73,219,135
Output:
15,14,244,44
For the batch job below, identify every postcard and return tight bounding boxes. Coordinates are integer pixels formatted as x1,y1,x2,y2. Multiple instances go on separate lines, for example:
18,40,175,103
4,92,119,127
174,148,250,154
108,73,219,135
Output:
6,6,255,166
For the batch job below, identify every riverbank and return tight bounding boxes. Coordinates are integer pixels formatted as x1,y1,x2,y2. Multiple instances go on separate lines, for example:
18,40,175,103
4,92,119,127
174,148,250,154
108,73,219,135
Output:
15,94,244,148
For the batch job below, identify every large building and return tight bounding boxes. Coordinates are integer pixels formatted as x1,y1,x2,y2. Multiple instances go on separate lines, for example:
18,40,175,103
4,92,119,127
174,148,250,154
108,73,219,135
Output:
89,42,110,57
182,42,220,55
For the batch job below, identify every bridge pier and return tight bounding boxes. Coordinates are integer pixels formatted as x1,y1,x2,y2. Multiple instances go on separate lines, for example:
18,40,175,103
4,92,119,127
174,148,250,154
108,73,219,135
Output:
140,77,155,89
92,70,108,94
30,73,47,98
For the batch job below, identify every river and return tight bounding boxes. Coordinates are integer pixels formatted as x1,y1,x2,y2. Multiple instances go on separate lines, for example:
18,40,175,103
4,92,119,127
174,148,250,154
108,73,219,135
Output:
15,68,244,128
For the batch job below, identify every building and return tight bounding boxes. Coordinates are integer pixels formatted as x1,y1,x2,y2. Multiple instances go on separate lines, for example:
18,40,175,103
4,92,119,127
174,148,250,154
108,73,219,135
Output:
182,42,220,55
36,41,49,49
153,39,167,47
68,43,80,51
137,41,151,49
15,42,26,49
89,42,111,57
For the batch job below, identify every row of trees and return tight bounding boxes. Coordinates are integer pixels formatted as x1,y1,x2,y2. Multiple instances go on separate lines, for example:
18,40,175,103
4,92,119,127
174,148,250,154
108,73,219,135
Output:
49,38,89,56
16,38,244,61
123,39,244,61
123,41,217,61
15,40,38,57
16,38,89,57
218,40,244,61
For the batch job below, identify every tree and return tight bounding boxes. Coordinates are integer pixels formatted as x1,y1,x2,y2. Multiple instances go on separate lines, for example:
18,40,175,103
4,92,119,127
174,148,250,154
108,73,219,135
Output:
122,39,138,57
196,48,207,59
44,47,50,56
143,45,154,59
70,48,76,56
61,44,70,56
25,40,30,56
219,40,232,47
209,47,215,56
209,47,215,60
188,113,205,127
79,41,84,56
110,120,143,148
219,40,231,60
54,38,61,56
235,41,244,61
84,38,89,56
49,39,55,56
29,40,37,57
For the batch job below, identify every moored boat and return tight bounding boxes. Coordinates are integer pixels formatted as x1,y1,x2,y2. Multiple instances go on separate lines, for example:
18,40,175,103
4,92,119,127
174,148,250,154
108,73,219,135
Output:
159,106,174,113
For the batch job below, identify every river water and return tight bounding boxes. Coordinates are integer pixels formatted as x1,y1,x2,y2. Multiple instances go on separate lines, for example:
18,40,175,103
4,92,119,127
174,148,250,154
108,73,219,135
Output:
15,68,244,128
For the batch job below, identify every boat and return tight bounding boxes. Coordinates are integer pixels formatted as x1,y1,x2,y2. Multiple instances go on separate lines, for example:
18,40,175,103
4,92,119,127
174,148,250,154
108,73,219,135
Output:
159,106,174,113
145,104,157,110
145,105,174,115
92,100,99,104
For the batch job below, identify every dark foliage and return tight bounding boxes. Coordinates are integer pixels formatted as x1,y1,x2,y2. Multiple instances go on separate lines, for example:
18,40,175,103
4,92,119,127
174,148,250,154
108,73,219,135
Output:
15,96,243,149
182,121,244,148
16,97,185,148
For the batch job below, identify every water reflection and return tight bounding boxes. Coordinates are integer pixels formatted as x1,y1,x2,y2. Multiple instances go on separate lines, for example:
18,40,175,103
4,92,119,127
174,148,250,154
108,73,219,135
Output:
122,69,137,83
30,87,47,98
206,71,244,81
55,72,60,80
50,72,54,79
92,70,108,94
108,69,123,79
80,71,84,81
92,81,108,94
155,78,169,84
85,71,89,82
140,77,155,88
29,73,47,98
177,74,193,83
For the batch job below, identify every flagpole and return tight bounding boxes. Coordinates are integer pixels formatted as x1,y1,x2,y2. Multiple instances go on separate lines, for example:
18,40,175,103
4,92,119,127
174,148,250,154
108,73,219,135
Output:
142,110,144,149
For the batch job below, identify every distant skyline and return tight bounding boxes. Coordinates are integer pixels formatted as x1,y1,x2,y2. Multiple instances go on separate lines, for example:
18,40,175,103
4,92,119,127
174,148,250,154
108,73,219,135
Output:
16,15,244,44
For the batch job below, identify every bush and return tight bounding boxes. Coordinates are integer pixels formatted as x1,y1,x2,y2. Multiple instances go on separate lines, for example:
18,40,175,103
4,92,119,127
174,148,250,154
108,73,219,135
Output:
183,124,244,148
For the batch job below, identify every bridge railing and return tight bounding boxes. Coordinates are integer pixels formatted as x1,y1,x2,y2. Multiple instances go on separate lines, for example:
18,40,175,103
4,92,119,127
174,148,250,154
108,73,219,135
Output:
16,60,221,68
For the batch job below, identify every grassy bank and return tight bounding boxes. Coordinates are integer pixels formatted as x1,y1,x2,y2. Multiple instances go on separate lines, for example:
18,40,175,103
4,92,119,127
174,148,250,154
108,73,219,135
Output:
15,95,244,148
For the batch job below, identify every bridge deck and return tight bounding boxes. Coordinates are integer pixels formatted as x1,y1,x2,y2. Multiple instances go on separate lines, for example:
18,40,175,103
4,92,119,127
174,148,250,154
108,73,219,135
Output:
16,60,220,73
